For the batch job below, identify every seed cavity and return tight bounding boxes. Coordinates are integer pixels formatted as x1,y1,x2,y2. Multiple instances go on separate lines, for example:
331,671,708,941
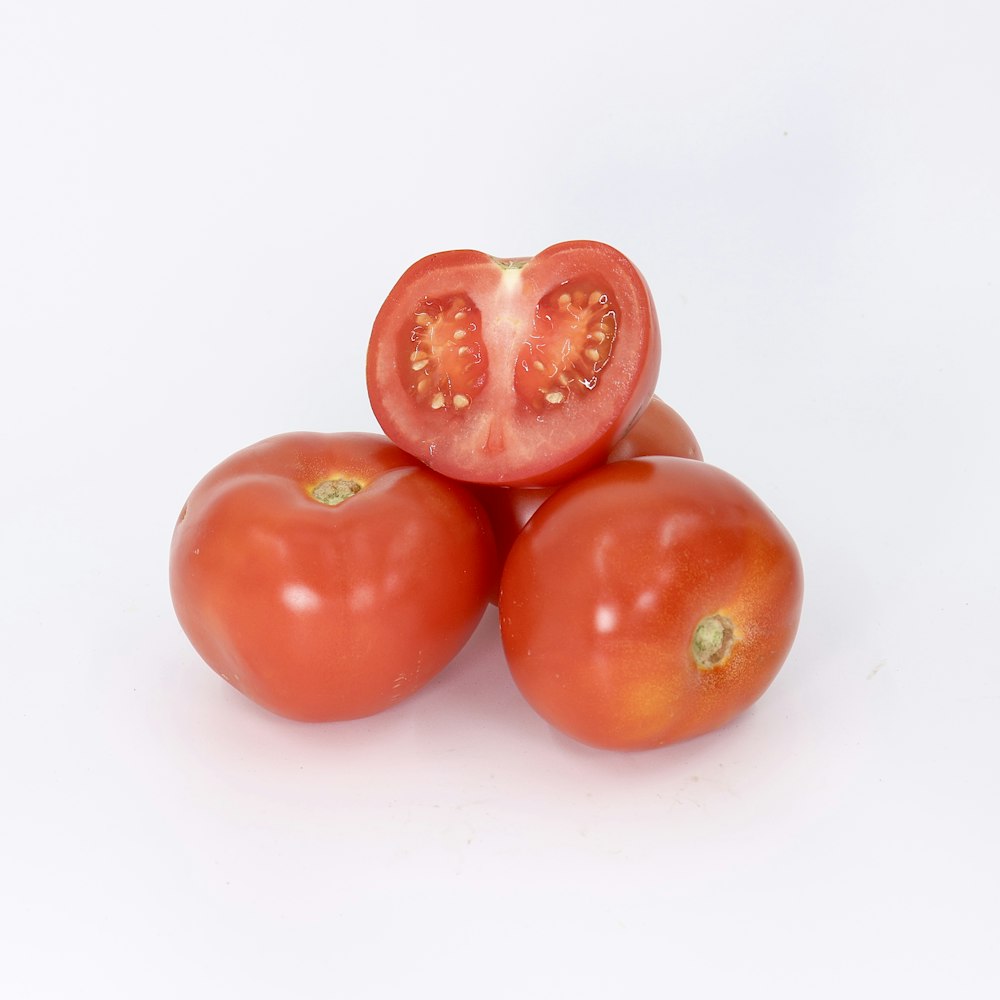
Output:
515,279,618,412
403,295,485,413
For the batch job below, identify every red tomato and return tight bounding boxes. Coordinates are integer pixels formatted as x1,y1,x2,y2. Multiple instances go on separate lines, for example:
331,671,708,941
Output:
366,241,661,486
169,432,496,721
498,457,803,750
605,395,703,464
473,396,703,569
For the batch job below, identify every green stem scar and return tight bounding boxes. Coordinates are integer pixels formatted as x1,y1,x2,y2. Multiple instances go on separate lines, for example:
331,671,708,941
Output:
311,479,362,506
691,614,735,670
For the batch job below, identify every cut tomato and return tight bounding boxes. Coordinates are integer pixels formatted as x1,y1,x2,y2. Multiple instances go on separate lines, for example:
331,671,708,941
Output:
366,241,661,486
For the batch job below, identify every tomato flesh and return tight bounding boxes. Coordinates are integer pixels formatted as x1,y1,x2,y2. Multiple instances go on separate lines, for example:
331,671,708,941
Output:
367,242,660,486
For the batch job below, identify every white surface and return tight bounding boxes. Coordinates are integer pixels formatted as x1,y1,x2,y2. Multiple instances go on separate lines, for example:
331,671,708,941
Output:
2,2,998,996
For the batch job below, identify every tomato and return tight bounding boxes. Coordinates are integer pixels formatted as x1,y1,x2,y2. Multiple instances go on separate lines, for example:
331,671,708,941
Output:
473,395,703,570
498,457,803,750
366,241,661,486
605,395,703,464
169,432,496,721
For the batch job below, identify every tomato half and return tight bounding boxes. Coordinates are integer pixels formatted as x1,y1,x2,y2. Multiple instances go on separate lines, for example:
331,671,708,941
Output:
472,395,703,570
498,457,803,750
366,241,661,486
169,432,496,721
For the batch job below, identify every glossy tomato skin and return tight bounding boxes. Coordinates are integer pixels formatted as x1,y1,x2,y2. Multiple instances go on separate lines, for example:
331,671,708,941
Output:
472,396,703,570
499,457,803,750
366,241,661,487
606,395,702,464
170,432,496,722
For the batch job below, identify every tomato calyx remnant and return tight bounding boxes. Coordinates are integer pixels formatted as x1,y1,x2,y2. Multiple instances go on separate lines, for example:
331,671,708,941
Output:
311,479,363,506
405,296,485,414
516,280,618,412
691,614,735,670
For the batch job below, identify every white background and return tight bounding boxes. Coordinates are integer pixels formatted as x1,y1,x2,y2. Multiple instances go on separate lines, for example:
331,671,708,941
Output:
2,1,998,996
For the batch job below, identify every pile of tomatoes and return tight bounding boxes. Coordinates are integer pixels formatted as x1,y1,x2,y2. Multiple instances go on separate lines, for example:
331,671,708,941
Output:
170,241,803,750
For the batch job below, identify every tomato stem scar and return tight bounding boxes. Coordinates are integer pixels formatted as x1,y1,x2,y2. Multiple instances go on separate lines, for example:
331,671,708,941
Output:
691,614,735,669
311,479,363,506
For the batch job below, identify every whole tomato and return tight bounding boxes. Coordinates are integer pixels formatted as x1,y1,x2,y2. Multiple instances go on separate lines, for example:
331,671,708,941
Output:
170,432,496,721
366,240,661,486
498,457,803,750
473,395,703,569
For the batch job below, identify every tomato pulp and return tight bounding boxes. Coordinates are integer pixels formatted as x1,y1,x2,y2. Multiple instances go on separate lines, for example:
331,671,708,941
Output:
498,457,803,750
170,432,496,721
366,241,661,486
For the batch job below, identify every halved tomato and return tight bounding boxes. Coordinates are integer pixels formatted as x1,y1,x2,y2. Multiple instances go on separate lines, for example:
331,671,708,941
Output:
366,241,661,486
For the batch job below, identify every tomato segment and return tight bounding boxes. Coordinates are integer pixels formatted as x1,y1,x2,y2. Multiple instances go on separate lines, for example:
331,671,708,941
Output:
367,242,660,486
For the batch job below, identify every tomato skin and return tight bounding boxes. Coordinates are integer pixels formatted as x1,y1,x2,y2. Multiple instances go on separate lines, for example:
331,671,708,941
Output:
606,395,702,464
498,457,803,750
366,241,661,487
472,395,703,572
169,432,496,722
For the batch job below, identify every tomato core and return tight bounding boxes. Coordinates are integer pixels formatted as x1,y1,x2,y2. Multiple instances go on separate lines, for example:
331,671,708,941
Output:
310,479,363,506
515,278,617,412
399,295,486,412
691,614,735,669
